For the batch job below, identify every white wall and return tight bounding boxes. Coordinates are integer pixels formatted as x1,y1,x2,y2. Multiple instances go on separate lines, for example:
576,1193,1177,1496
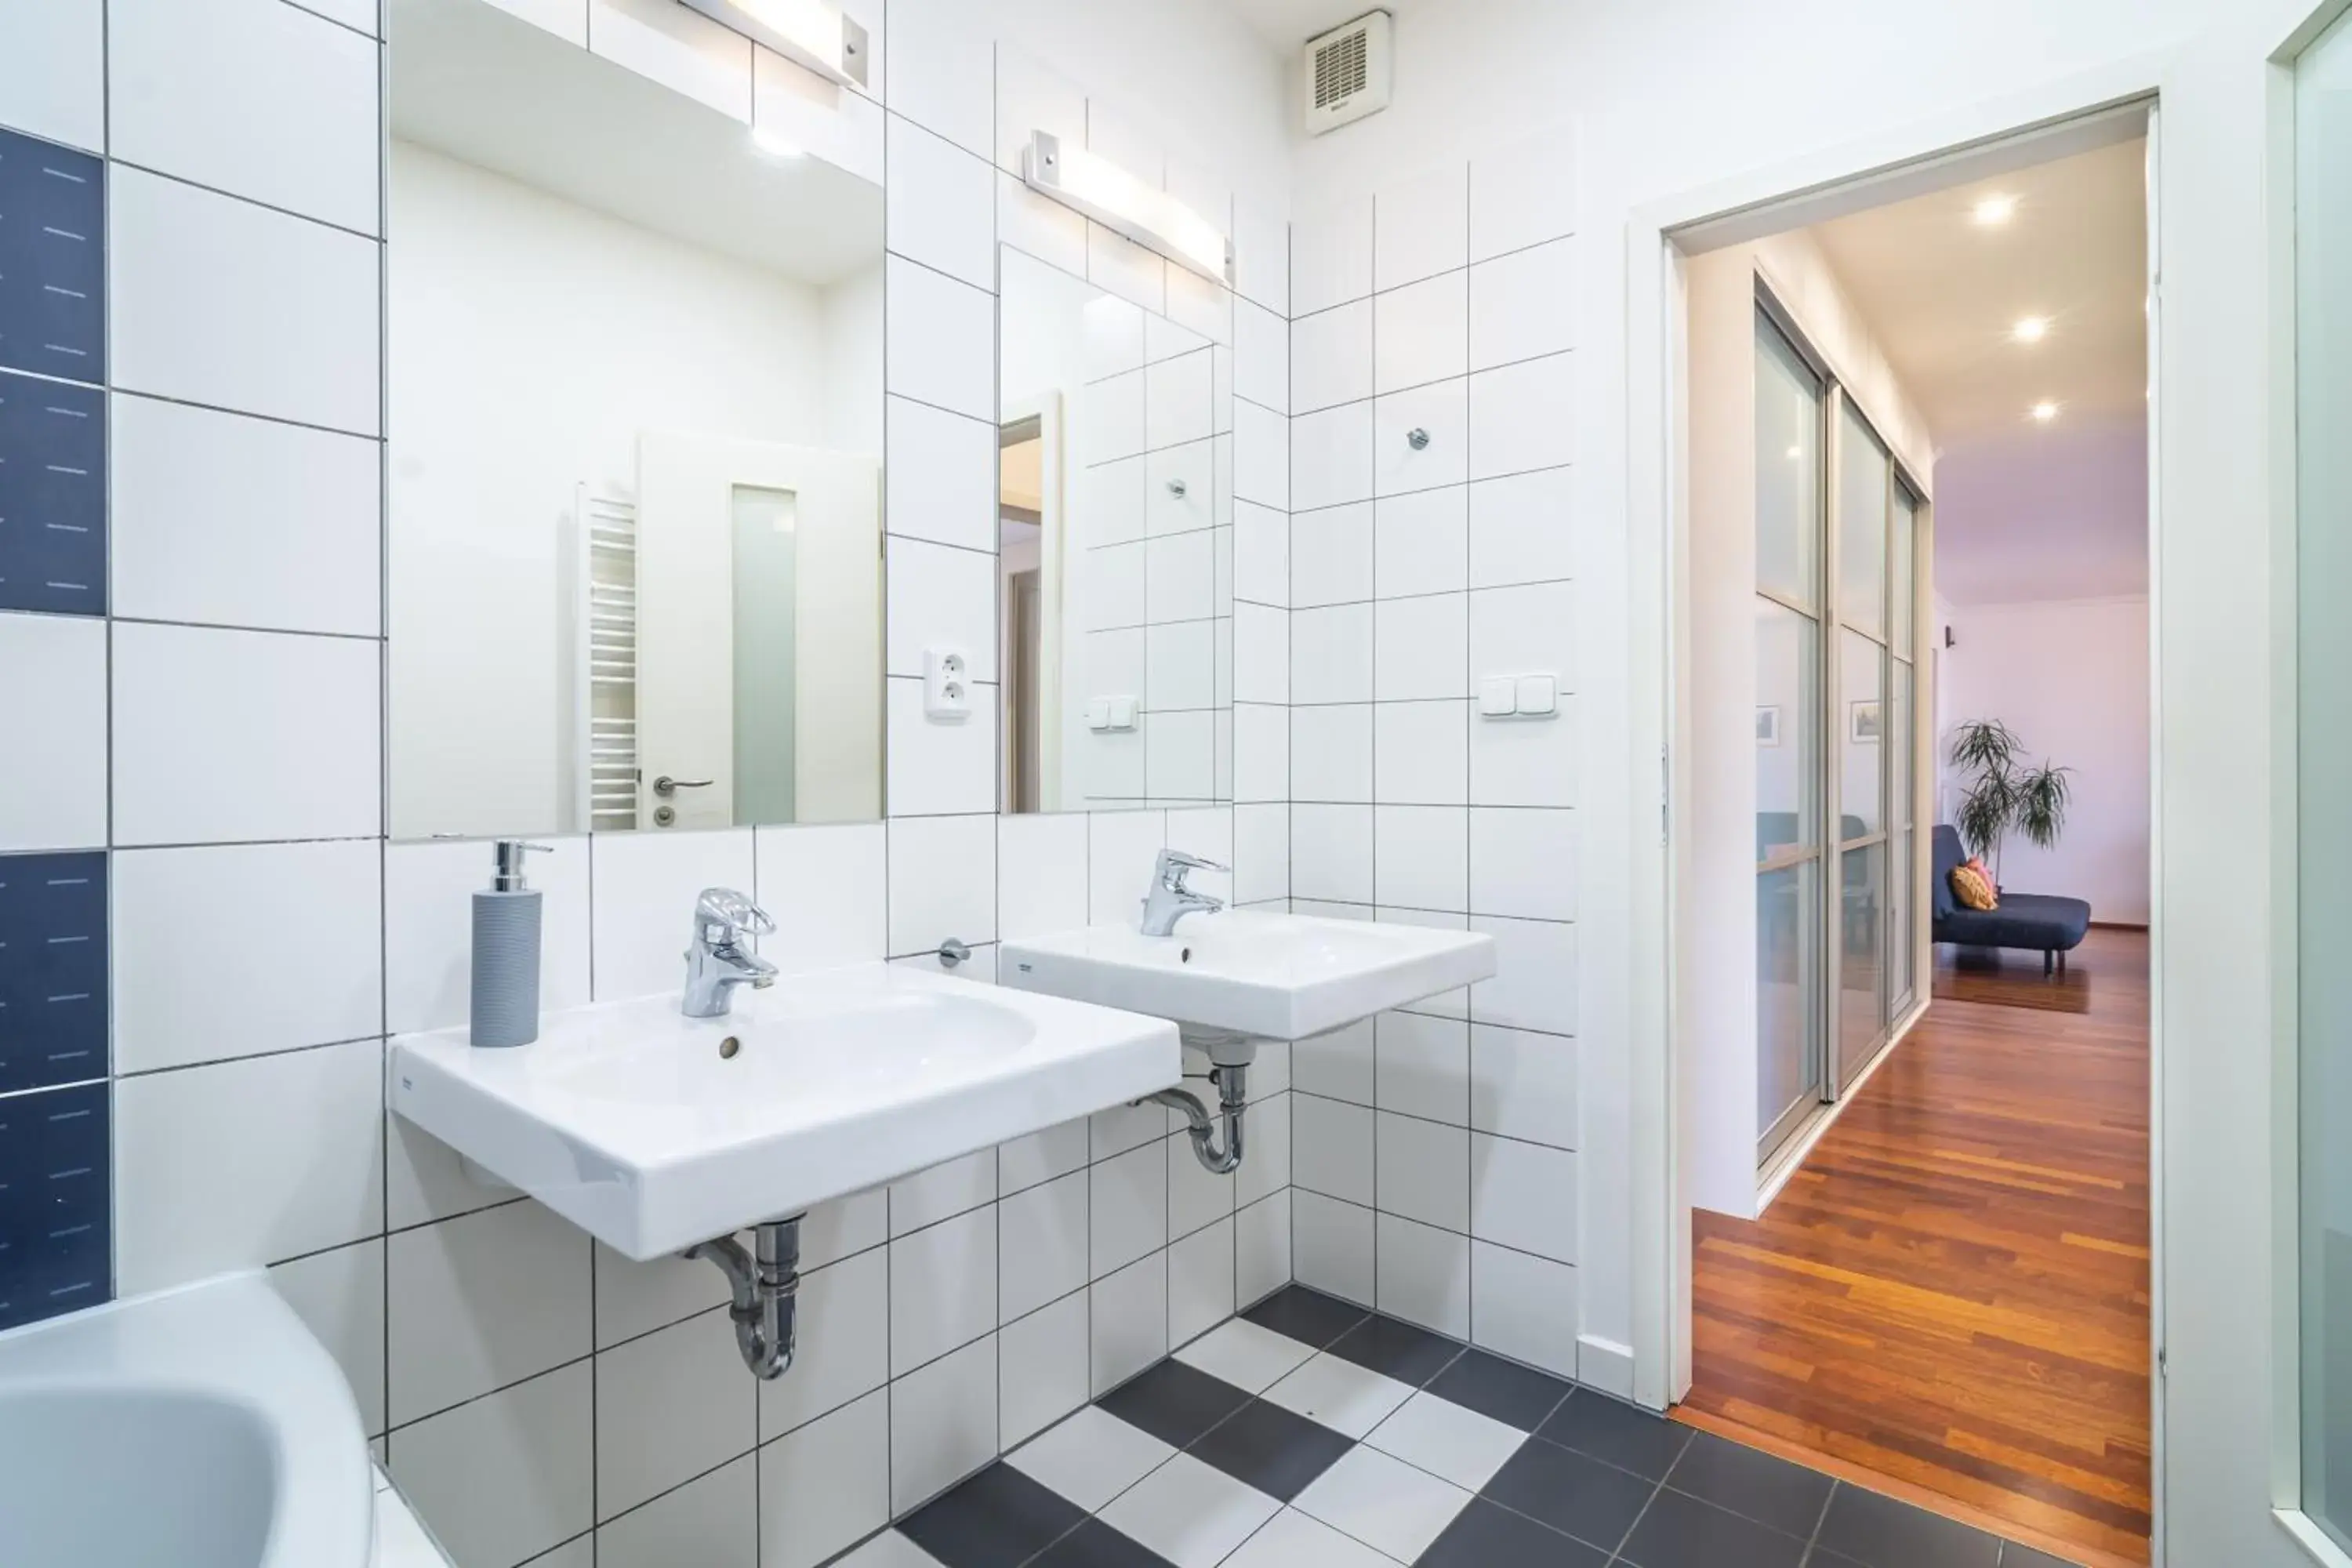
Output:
1940,595,2151,922
387,140,865,838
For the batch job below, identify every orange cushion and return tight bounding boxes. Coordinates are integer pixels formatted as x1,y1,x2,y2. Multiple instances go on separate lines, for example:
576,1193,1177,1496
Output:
1951,862,1998,911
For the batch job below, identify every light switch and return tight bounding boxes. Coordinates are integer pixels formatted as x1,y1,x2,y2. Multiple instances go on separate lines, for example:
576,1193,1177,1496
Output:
1087,697,1113,731
1514,674,1559,717
1479,676,1519,717
925,648,971,720
1107,695,1139,731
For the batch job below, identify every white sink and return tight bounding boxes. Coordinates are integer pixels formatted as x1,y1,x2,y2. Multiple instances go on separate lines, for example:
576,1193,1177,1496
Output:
0,1274,375,1568
1000,909,1497,1049
390,962,1178,1260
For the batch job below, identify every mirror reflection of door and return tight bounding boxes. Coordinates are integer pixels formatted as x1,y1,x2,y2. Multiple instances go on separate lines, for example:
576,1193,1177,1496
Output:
1000,413,1050,813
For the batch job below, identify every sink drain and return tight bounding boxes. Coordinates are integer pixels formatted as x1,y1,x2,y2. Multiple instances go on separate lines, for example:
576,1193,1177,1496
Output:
719,1036,741,1060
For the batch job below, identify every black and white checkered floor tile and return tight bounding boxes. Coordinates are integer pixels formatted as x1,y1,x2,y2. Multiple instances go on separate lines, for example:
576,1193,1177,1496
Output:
834,1287,2071,1568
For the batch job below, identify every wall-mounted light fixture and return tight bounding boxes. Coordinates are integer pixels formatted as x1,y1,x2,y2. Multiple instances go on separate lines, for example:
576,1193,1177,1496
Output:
1021,131,1232,285
678,0,868,89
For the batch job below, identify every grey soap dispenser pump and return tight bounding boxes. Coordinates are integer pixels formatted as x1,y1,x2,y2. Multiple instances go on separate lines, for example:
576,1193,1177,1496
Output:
471,840,551,1048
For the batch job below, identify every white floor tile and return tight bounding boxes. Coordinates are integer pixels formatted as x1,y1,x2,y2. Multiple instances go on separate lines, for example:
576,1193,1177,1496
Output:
1172,1318,1316,1395
1293,1445,1474,1563
1005,1405,1176,1512
1261,1353,1414,1440
1096,1452,1281,1568
833,1532,949,1567
1363,1390,1529,1491
1222,1507,1398,1568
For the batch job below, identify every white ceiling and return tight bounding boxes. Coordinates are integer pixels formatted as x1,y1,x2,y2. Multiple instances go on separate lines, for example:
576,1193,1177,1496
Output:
1217,0,1382,49
389,0,884,286
1806,138,2148,447
1802,138,2150,604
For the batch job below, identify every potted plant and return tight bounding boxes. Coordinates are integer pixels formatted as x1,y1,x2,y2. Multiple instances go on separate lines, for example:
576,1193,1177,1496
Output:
1947,719,2072,886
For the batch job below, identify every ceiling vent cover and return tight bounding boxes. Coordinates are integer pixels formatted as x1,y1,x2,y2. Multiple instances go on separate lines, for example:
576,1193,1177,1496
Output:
1303,10,1392,135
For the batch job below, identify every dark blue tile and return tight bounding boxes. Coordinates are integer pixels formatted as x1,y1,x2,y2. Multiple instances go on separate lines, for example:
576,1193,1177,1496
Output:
1425,1348,1576,1432
0,130,104,387
898,1462,1088,1568
1480,1435,1657,1553
1186,1396,1353,1500
1811,1483,2002,1568
0,852,107,1094
1097,1358,1253,1450
0,370,106,615
1241,1284,1369,1349
1662,1431,1834,1537
1029,1518,1180,1566
0,1080,111,1331
1415,1497,1610,1566
1534,1389,1693,1481
1617,1486,1807,1568
1327,1312,1464,1386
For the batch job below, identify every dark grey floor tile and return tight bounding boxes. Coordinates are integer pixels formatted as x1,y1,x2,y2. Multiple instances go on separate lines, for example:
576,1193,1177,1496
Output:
1187,1397,1355,1501
1617,1486,1809,1568
1096,1359,1253,1450
1029,1517,1181,1567
1534,1391,1693,1481
1997,1547,2078,1567
899,1463,1089,1568
1663,1431,1835,1537
1327,1313,1465,1386
1414,1497,1612,1566
1812,1483,2002,1568
1425,1349,1576,1432
1241,1285,1370,1349
1480,1434,1657,1552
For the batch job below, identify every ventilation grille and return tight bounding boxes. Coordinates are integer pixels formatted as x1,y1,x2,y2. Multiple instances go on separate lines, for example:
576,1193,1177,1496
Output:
1313,27,1369,110
1302,11,1391,135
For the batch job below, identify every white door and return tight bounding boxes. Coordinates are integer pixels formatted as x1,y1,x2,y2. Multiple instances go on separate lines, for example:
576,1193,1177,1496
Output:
634,431,880,830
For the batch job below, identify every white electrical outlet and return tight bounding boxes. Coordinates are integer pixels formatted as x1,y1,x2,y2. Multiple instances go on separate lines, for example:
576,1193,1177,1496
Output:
924,648,971,720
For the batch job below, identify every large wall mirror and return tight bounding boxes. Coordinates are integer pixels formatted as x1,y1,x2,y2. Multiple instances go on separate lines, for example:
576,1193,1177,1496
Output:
387,0,886,840
999,247,1234,814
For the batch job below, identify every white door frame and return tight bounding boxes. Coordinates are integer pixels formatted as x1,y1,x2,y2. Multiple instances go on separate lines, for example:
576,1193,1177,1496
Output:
1622,11,2346,1559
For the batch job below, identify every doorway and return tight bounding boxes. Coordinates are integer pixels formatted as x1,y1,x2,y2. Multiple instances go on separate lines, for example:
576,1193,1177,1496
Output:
1664,111,2158,1563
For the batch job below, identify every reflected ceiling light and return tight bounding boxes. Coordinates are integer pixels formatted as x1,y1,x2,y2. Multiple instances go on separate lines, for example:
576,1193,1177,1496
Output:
680,0,868,89
1973,193,2018,227
1785,445,1802,459
1022,130,1232,285
2013,314,2049,343
2031,400,2060,422
750,125,805,158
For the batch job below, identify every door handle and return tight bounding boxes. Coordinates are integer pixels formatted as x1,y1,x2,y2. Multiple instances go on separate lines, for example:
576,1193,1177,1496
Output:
653,775,713,797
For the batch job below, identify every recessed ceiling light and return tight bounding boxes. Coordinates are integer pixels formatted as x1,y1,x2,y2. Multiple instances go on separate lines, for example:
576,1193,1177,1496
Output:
2031,400,2060,423
1973,194,2017,227
2013,315,2049,343
750,125,804,158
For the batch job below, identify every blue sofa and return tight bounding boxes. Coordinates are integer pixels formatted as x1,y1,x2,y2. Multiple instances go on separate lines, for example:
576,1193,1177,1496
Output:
1931,824,2091,975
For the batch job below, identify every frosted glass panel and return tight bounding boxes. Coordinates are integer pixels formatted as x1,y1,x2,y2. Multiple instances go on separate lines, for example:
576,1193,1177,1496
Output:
1756,310,1822,612
1759,862,1821,1152
1838,843,1886,1088
732,485,799,825
2299,7,2352,1547
1892,486,1916,656
1755,601,1817,859
1839,626,1883,840
1837,401,1888,641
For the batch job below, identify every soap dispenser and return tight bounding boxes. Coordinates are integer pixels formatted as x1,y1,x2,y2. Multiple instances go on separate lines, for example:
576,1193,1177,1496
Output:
472,840,551,1048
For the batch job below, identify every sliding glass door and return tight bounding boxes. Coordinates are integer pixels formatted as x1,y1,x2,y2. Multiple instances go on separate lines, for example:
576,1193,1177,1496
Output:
1755,310,1826,1160
1755,299,1926,1162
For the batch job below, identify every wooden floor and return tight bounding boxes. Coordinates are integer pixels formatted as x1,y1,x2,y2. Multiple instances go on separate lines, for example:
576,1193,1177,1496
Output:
1681,928,2151,1566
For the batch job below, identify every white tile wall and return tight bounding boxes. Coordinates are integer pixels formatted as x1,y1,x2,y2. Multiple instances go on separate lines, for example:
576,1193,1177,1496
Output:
2,11,1319,1566
1289,152,1584,1380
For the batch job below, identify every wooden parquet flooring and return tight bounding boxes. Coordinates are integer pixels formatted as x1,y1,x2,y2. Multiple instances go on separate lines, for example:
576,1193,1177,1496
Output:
1681,928,2151,1565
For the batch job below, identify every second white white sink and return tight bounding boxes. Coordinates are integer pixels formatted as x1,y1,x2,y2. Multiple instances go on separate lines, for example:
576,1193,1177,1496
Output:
1001,909,1497,1045
390,964,1178,1260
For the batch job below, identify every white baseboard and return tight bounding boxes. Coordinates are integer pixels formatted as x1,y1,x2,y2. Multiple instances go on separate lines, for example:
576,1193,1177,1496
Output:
1577,1334,1637,1399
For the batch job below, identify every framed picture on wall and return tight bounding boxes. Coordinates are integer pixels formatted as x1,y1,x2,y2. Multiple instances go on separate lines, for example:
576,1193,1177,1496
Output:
1756,706,1781,746
1849,699,1882,744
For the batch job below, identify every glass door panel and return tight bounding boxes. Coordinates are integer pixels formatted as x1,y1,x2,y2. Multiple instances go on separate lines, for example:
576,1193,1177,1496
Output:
1838,842,1886,1090
1756,310,1823,613
1891,485,1917,658
2299,6,2352,1544
1837,401,1889,641
1755,601,1818,858
1838,626,1884,841
1759,862,1821,1154
1889,661,1915,1011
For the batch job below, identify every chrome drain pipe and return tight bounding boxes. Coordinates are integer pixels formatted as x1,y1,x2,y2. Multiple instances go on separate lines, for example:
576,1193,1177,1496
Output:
1151,1063,1249,1175
687,1214,801,1380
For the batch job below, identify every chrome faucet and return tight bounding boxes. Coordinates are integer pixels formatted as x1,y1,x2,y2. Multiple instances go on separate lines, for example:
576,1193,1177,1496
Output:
1140,849,1228,937
683,887,778,1018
